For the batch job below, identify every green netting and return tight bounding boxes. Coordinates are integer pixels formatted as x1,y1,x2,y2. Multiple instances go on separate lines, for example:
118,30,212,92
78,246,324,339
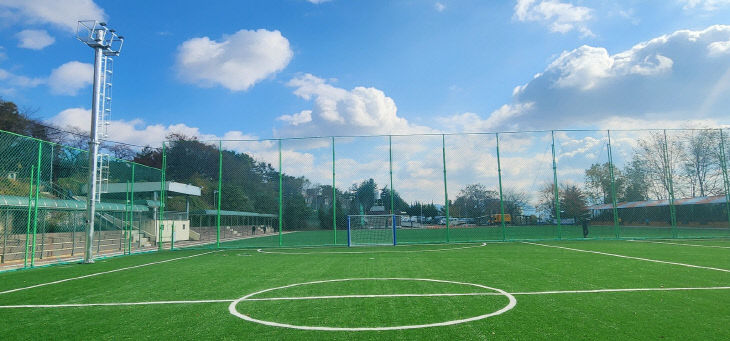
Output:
0,129,161,270
4,127,730,269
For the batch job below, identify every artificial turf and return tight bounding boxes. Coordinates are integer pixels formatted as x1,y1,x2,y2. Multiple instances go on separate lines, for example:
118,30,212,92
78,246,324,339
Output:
0,239,728,340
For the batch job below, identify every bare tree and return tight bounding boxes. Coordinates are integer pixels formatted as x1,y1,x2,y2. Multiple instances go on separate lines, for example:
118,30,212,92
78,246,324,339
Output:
680,129,723,197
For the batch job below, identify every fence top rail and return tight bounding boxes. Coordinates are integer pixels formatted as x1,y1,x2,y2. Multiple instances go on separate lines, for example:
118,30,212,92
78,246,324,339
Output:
180,127,730,144
0,128,161,172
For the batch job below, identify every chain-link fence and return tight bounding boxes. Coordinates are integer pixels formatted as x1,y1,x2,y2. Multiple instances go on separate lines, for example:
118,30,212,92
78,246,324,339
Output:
3,127,729,268
0,129,161,270
161,128,729,249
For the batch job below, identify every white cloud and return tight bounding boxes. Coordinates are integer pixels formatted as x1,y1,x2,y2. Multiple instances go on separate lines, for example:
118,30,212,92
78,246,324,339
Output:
277,110,313,126
47,61,93,96
279,73,434,137
15,29,54,50
306,0,332,3
679,0,730,11
514,0,594,36
435,2,446,12
0,67,43,95
708,40,730,56
0,0,106,32
452,25,730,131
175,29,293,91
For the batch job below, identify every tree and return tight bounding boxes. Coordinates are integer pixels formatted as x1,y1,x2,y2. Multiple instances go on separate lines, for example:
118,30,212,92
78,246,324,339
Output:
502,188,528,217
380,187,410,214
451,184,499,218
622,157,649,202
585,162,626,205
680,129,723,197
560,184,588,220
635,132,682,200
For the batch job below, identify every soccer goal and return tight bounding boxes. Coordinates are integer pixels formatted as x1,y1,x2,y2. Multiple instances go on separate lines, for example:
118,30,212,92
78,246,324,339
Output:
347,215,400,246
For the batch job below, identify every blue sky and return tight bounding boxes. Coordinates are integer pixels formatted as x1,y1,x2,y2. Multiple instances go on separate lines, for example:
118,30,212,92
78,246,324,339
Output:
1,1,730,206
1,0,729,145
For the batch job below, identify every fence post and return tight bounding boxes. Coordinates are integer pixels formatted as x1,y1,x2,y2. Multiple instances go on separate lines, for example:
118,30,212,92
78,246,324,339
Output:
217,140,223,248
551,131,562,240
278,139,283,247
125,181,130,255
389,135,394,216
442,134,450,243
30,141,42,266
159,142,166,251
607,130,620,239
24,166,34,268
130,164,135,252
332,136,337,245
662,130,678,238
718,129,730,229
496,133,506,241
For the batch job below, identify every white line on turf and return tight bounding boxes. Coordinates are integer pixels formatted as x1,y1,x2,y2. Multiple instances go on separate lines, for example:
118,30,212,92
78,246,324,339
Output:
0,250,222,296
256,243,487,255
524,242,730,273
627,240,730,249
229,278,517,331
2,285,729,309
0,299,233,308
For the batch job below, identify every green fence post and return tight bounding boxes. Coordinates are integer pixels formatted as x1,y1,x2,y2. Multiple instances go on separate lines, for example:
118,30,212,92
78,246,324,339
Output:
442,134,450,243
125,181,130,255
551,131,562,240
171,221,175,251
217,140,223,248
332,136,337,245
278,139,283,247
130,164,135,252
663,130,678,238
718,129,730,229
30,141,42,267
607,130,620,239
23,166,34,268
496,133,506,241
389,135,394,216
159,142,166,251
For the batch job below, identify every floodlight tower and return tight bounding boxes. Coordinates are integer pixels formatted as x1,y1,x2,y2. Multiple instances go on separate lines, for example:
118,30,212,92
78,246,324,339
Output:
76,20,124,264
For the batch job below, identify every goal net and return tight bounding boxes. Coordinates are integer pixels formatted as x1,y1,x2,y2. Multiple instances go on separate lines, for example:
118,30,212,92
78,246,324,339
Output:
347,215,400,246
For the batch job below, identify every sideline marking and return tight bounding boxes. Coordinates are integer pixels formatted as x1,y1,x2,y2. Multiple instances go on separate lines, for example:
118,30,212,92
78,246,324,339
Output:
2,286,729,309
628,240,730,249
0,250,222,296
229,278,516,331
524,242,730,273
256,243,487,255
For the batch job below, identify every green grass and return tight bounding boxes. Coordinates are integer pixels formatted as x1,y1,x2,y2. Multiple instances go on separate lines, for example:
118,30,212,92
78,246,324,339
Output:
1,238,729,340
200,224,730,249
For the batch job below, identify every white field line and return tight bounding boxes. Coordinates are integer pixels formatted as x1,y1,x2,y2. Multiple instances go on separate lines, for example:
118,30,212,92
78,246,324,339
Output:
0,299,233,308
627,240,730,249
256,243,487,255
0,250,222,296
3,286,730,309
524,242,730,273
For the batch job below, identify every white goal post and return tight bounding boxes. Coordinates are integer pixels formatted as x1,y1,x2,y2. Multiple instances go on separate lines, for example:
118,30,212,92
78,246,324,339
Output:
347,214,399,246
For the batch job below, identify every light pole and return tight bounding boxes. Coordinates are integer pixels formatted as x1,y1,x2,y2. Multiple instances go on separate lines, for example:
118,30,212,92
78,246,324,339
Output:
76,21,124,264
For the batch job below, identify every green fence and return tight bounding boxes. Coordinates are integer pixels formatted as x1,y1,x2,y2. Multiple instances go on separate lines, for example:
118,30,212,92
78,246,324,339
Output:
2,127,728,268
0,129,162,270
161,128,730,249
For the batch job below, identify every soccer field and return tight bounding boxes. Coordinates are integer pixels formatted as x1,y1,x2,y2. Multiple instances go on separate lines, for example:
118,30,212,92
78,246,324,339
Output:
1,239,729,340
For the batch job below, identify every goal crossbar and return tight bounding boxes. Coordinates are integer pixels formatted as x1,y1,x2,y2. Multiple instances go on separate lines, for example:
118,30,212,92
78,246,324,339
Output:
347,214,398,247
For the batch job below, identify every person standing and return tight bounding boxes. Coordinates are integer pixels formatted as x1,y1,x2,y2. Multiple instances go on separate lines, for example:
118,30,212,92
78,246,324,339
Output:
582,218,590,238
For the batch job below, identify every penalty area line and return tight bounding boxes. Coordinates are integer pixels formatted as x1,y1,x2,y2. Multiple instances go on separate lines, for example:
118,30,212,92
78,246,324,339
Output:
256,243,488,255
627,240,730,249
3,286,730,309
0,250,223,296
523,242,730,273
